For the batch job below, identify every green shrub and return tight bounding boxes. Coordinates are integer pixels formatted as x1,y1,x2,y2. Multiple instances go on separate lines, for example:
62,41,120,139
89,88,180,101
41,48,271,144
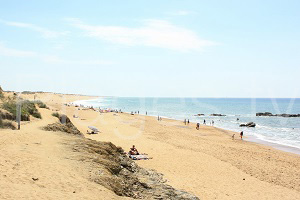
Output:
2,100,42,121
31,112,42,119
35,100,48,109
52,112,60,118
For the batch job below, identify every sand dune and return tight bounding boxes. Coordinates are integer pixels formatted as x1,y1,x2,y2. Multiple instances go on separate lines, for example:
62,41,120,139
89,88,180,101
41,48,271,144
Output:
0,98,126,200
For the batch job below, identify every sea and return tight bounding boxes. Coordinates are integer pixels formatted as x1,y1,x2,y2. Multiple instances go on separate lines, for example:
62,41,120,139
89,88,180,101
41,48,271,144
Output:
73,97,300,154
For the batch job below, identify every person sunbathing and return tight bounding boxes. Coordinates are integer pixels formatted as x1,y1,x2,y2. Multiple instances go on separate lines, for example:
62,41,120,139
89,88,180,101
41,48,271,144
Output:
129,145,139,155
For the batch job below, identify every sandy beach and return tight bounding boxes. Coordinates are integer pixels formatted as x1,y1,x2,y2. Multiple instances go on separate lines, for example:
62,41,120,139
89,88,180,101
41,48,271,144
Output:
1,92,300,200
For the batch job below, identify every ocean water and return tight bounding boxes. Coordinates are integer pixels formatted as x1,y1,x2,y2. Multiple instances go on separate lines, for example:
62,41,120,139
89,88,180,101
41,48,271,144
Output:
74,97,300,152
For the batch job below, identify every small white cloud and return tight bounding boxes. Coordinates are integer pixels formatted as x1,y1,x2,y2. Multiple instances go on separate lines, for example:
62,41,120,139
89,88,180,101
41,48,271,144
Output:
67,18,216,52
0,19,68,39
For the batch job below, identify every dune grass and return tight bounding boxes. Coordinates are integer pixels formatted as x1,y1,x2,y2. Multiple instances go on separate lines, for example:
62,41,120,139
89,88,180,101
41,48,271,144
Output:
34,100,49,109
2,100,42,120
0,118,16,129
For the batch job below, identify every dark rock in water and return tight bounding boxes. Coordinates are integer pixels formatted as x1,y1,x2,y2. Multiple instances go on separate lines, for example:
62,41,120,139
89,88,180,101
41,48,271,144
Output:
256,112,273,116
276,114,300,117
210,114,226,116
240,122,256,127
195,114,205,116
246,122,256,127
256,112,300,117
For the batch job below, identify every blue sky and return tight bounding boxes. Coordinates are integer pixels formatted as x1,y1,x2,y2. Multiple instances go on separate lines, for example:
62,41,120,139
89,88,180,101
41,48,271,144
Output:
0,0,299,97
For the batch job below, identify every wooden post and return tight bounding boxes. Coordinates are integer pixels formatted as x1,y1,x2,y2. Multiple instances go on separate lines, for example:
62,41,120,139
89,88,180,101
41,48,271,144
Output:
16,103,21,130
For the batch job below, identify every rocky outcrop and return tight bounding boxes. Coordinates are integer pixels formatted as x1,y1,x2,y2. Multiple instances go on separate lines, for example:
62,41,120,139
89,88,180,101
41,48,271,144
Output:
256,112,300,117
74,138,200,199
240,122,256,127
210,114,226,116
195,114,205,116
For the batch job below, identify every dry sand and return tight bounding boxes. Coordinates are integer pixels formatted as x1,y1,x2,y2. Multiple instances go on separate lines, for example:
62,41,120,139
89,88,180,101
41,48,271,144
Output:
0,93,127,199
1,92,300,199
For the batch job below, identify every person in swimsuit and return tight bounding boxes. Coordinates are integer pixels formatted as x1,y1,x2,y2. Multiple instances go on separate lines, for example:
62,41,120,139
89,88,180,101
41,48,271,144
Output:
129,145,139,155
240,131,243,140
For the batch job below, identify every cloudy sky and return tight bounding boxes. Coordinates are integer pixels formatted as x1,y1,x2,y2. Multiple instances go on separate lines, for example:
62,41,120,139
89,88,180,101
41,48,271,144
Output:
0,0,300,97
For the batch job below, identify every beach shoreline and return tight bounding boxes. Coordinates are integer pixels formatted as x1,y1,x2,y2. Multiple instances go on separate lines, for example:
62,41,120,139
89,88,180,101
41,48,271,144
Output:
2,92,300,200
72,98,300,156
60,96,300,199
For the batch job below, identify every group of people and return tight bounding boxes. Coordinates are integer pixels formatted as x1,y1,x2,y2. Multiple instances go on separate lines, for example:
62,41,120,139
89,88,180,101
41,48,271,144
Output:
193,119,215,130
184,119,190,125
232,131,244,140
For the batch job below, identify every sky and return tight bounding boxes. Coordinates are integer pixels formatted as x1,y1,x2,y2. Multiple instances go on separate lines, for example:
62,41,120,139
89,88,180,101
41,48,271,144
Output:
0,0,299,98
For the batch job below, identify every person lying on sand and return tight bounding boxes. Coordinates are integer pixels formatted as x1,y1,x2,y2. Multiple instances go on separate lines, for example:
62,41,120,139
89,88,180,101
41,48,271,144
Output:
129,145,139,155
86,130,96,134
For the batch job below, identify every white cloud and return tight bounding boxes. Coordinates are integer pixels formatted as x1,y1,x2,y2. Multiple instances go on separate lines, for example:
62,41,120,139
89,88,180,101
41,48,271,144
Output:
0,19,68,39
0,43,113,65
0,43,37,57
67,18,216,51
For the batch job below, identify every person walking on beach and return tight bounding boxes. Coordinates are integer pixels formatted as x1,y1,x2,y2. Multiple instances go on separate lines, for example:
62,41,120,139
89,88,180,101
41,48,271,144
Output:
212,120,214,126
240,131,243,140
146,111,147,115
158,115,160,121
204,119,206,125
184,119,186,125
188,119,190,124
196,123,200,130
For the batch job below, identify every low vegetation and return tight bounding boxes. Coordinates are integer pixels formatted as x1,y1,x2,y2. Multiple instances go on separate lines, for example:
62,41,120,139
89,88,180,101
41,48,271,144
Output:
0,118,16,130
52,112,60,118
43,114,83,136
0,88,47,130
35,100,49,109
1,100,42,121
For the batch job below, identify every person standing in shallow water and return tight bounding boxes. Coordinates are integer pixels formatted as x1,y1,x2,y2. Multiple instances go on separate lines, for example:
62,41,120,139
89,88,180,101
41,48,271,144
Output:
240,131,244,140
204,119,206,125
